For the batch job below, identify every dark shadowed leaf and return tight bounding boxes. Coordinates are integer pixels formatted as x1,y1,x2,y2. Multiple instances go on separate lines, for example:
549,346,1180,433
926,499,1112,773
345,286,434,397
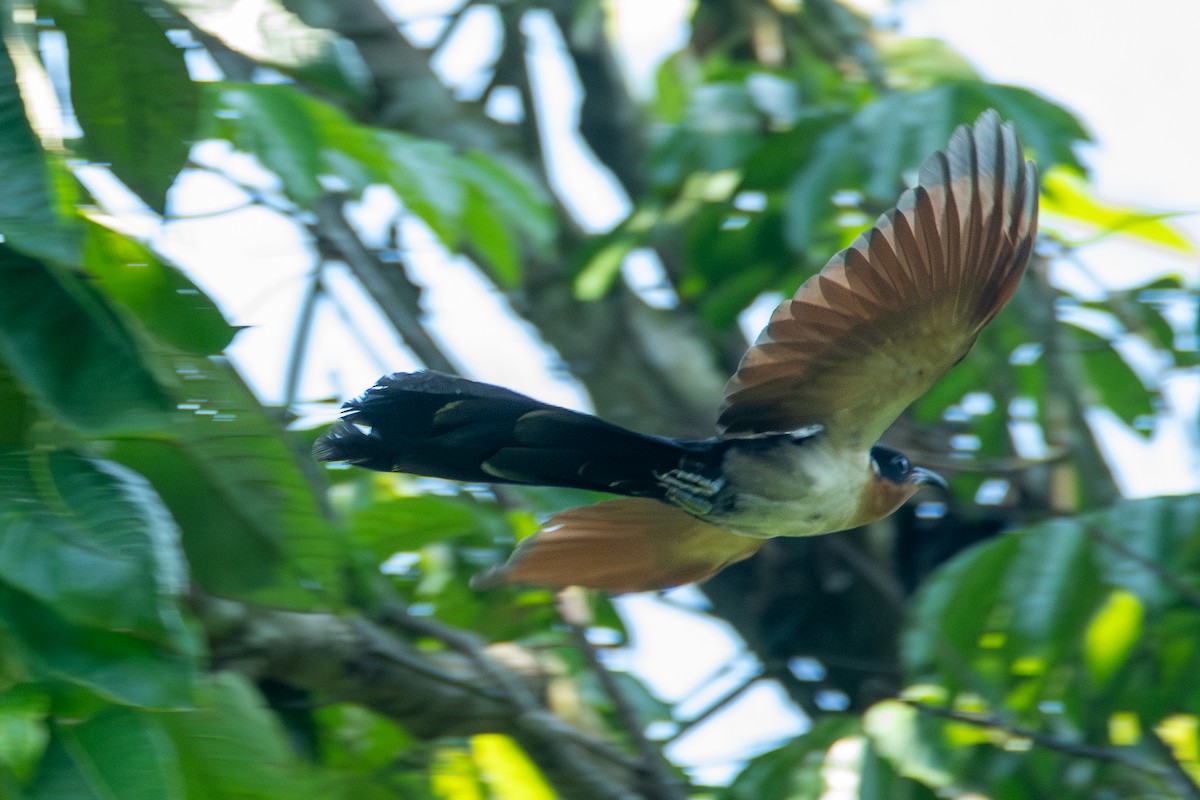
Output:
112,356,343,607
0,40,80,263
0,449,194,654
0,584,194,708
0,245,173,433
159,674,312,798
57,707,185,799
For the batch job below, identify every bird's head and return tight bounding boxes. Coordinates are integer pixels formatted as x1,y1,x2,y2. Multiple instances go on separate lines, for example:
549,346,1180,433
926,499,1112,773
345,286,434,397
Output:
855,445,947,525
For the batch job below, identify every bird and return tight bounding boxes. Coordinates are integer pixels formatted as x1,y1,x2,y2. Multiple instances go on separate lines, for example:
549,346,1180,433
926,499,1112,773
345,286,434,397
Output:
314,110,1038,593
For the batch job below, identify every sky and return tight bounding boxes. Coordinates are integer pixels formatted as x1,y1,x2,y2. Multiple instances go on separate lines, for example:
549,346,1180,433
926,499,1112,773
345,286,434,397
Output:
133,0,1200,785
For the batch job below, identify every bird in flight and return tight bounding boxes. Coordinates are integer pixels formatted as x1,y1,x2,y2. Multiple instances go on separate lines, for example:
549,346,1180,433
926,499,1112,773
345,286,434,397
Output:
315,110,1038,593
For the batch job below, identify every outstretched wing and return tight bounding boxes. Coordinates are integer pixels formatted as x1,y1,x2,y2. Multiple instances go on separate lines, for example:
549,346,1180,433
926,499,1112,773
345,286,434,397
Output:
718,111,1038,448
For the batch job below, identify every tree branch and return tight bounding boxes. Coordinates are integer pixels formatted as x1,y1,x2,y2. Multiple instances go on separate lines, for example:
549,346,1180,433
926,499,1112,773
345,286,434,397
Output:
909,702,1171,782
196,595,651,800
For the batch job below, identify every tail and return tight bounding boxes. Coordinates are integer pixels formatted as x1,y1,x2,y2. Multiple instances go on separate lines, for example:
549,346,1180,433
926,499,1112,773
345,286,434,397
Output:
314,371,719,499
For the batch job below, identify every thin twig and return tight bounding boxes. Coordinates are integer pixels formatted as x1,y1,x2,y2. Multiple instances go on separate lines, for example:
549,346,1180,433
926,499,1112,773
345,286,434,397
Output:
664,669,762,745
564,618,688,800
312,194,458,374
284,263,324,409
1084,523,1200,611
1143,723,1200,800
908,702,1169,780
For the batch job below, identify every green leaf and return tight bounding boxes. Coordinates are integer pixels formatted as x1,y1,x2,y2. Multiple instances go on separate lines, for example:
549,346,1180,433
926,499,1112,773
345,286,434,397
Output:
1084,590,1143,690
864,701,956,790
462,182,520,286
112,356,344,607
1041,168,1195,252
573,237,633,300
783,119,860,253
59,706,186,800
0,584,194,708
172,0,370,105
880,38,980,90
351,495,504,562
0,686,51,783
719,717,861,800
0,449,191,644
0,38,80,263
25,733,100,800
83,220,237,355
0,361,33,447
378,131,465,244
903,533,1021,683
160,673,312,798
461,153,553,255
1063,322,1155,429
0,245,173,434
48,0,199,213
999,518,1104,672
204,84,324,205
470,734,554,800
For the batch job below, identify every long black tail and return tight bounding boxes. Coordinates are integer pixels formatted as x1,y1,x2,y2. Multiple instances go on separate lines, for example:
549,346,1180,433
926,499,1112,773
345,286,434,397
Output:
314,371,721,499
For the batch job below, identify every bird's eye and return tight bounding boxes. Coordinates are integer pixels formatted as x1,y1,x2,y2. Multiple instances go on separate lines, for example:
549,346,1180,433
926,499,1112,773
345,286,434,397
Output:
892,455,910,473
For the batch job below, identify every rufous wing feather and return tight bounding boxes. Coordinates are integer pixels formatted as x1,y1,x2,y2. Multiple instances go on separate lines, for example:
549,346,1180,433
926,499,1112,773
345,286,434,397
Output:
718,110,1038,447
472,499,763,593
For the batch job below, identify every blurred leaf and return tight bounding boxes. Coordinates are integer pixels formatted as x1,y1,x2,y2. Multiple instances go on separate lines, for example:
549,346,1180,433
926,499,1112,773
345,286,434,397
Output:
204,85,548,277
0,584,194,708
719,717,861,800
0,449,192,643
0,245,173,433
1041,168,1195,252
1084,590,1143,690
0,686,51,783
864,701,956,790
25,734,99,800
903,493,1200,776
783,119,859,253
999,518,1104,674
112,356,343,607
459,152,554,267
173,0,370,104
160,673,311,798
377,131,466,244
650,83,763,188
470,734,554,800
574,236,633,300
1063,322,1155,430
204,83,324,205
314,704,414,771
0,361,32,447
351,495,505,561
858,736,943,800
48,0,199,213
0,38,79,263
58,706,185,799
903,532,1021,687
431,747,485,800
880,38,980,89
83,220,238,354
462,182,520,287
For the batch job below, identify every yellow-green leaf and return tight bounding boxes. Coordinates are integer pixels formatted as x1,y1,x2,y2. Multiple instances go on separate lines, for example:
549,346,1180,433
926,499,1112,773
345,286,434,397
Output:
1085,589,1143,689
1041,168,1195,253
